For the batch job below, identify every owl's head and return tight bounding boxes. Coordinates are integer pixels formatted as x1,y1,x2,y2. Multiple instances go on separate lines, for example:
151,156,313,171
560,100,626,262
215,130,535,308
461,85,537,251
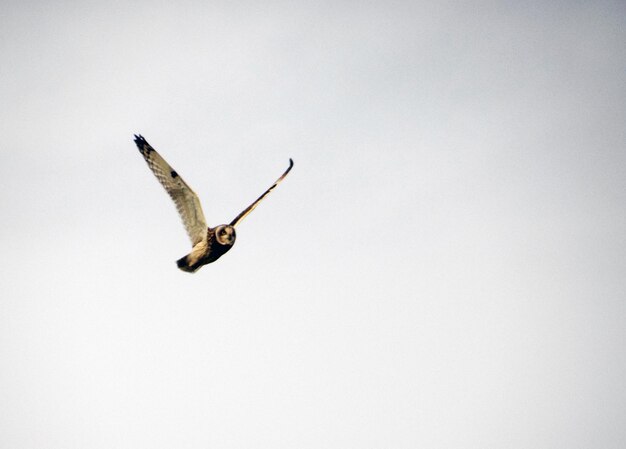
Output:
214,224,236,246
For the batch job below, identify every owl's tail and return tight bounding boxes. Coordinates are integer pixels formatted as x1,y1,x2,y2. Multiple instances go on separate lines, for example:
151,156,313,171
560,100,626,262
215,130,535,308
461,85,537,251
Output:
176,254,196,273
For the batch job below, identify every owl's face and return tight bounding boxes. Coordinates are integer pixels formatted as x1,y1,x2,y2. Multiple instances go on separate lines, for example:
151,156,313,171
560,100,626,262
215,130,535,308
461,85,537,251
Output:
214,225,236,246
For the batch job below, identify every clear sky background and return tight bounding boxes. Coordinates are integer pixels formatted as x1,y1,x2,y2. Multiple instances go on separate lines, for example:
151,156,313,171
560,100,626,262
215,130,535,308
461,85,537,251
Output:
1,1,625,448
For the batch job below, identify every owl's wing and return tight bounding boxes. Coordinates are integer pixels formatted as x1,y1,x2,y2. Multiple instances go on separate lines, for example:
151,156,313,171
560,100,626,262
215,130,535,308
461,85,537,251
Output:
134,135,207,246
230,158,293,227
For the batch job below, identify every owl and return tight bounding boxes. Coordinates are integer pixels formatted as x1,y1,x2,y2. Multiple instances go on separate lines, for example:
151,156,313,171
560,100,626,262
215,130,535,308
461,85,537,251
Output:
133,134,293,272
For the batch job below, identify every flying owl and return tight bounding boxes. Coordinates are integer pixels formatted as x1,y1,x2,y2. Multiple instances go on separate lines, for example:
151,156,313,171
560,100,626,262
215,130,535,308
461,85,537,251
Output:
133,134,293,272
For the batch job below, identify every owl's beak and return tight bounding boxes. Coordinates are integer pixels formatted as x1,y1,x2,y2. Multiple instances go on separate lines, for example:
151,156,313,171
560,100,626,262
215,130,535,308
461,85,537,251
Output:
230,159,294,227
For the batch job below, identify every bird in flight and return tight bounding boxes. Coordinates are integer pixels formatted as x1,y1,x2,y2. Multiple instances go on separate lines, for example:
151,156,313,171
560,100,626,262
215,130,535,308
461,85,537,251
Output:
133,134,293,272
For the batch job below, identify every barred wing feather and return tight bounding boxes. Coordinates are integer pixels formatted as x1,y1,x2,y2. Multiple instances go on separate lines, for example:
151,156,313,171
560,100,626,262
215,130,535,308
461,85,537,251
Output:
134,134,207,246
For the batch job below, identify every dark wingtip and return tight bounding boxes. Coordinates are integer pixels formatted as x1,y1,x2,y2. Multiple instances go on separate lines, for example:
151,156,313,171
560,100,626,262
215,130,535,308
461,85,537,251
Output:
133,134,152,154
282,158,294,178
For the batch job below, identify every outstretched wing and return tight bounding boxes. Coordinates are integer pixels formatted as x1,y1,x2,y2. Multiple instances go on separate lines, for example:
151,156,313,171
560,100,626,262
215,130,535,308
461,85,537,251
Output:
230,159,293,227
134,134,207,246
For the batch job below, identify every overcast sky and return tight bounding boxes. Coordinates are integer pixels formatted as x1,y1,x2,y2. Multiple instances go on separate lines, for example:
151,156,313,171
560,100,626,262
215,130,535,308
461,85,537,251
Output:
1,1,625,448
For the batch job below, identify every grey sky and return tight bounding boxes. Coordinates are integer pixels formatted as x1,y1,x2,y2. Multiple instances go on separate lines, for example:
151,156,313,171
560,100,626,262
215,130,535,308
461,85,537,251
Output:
1,1,625,448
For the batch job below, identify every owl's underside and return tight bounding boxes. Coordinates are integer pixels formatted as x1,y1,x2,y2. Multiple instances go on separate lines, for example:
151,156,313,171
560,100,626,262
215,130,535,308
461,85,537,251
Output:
133,134,293,272
176,227,234,272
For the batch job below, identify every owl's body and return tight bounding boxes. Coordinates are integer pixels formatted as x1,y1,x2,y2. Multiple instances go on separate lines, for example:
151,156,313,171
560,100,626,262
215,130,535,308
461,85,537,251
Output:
133,134,292,272
177,225,236,272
